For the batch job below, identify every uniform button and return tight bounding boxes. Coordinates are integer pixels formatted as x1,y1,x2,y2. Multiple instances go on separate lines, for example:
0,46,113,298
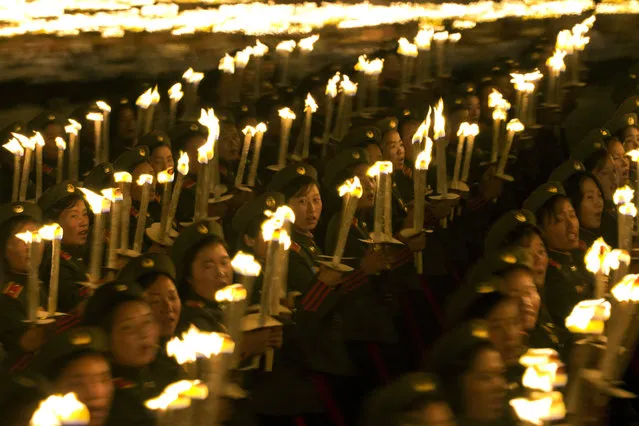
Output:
570,265,577,272
309,246,316,253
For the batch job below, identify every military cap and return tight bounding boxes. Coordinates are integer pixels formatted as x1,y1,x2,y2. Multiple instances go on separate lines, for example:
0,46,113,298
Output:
83,281,146,327
339,126,382,151
447,92,467,113
83,162,114,193
113,146,150,172
170,220,224,282
522,181,566,215
38,180,83,215
375,117,399,135
138,131,171,153
267,164,318,193
232,192,285,235
548,159,585,184
118,252,177,285
0,201,42,229
608,113,638,135
571,128,610,162
27,111,66,132
34,327,109,379
364,373,443,426
614,96,639,117
430,320,493,372
322,148,370,189
169,122,209,151
484,210,538,252
469,248,532,285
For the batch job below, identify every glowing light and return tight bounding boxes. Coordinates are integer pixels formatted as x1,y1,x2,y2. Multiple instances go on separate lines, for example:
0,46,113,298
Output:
55,137,66,150
38,223,63,241
432,98,446,140
276,39,296,53
79,187,108,214
338,176,363,198
298,34,319,52
215,284,248,302
278,107,296,120
218,53,235,74
304,93,318,113
169,83,184,102
114,171,132,183
611,274,639,303
231,251,262,277
3,138,24,156
397,37,418,57
565,299,611,334
30,393,89,426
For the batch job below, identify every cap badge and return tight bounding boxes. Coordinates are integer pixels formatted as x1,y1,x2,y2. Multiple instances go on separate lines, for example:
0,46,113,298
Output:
628,116,636,126
265,196,276,209
352,151,360,160
471,321,490,339
141,258,154,268
594,142,602,149
66,183,75,193
477,282,495,293
70,332,92,346
139,148,146,157
573,161,583,170
547,185,558,194
515,212,526,223
114,284,128,292
104,166,111,173
13,204,24,214
414,381,436,392
501,254,517,264
366,130,374,139
198,224,209,235
47,114,55,121
158,136,164,142
296,166,306,176
389,119,397,129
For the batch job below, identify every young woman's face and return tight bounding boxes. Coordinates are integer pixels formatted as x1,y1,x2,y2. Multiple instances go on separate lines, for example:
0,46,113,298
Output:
579,177,604,230
353,163,376,209
5,220,43,273
593,156,618,201
110,301,159,367
524,234,548,289
623,126,639,151
131,162,157,202
288,184,322,233
382,130,406,170
467,95,481,123
608,140,630,185
503,269,540,331
462,348,507,422
486,298,522,366
542,198,580,251
144,275,181,338
117,107,137,142
150,146,174,174
400,120,420,162
59,199,90,246
55,354,114,426
189,243,233,300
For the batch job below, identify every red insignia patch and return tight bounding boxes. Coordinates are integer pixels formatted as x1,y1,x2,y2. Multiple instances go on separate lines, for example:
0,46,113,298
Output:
43,164,54,174
3,282,23,299
290,242,301,253
185,300,205,308
130,207,139,218
113,377,136,389
183,178,196,189
548,259,561,269
61,251,72,261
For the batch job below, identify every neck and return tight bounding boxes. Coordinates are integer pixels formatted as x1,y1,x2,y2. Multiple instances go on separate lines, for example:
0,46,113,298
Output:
294,225,313,237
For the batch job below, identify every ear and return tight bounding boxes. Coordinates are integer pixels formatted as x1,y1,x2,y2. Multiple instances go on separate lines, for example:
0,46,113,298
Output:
243,234,255,248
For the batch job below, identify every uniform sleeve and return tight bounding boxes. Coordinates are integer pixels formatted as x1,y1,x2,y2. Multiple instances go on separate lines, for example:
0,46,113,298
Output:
0,296,28,355
543,267,584,328
56,262,90,313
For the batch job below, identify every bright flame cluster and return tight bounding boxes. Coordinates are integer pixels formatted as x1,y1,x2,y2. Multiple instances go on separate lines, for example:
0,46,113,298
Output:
565,298,611,334
166,325,235,365
231,251,262,276
338,176,363,198
30,393,89,426
584,237,630,276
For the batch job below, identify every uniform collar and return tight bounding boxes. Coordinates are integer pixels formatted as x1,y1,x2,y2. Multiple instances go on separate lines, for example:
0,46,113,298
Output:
547,249,573,264
184,288,219,308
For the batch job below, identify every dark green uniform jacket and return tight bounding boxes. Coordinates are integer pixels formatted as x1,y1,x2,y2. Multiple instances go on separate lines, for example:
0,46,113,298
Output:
40,244,90,313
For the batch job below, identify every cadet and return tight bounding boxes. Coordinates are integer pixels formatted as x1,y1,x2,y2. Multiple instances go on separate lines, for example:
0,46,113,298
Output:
140,131,174,174
38,181,91,313
34,327,114,426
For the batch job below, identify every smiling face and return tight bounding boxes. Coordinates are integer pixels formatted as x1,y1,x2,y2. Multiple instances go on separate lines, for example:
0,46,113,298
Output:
579,177,604,230
144,275,181,338
131,161,156,202
110,300,159,367
607,139,630,185
150,146,174,174
288,184,323,233
382,130,405,170
59,199,90,246
592,156,617,201
503,268,540,331
541,198,580,251
462,347,507,422
188,242,233,300
54,354,114,426
623,126,639,151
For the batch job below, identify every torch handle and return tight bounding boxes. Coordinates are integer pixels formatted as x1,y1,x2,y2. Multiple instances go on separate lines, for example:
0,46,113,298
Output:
48,239,61,315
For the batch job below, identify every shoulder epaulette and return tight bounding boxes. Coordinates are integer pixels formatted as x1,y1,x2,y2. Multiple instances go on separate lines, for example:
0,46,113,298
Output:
113,377,137,389
3,282,23,299
130,207,139,218
548,259,561,270
61,251,72,261
183,178,196,189
185,300,205,308
290,242,301,253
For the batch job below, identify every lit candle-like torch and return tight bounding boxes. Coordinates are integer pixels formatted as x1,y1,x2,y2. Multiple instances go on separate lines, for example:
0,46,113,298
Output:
218,53,235,106
585,238,630,299
276,40,296,87
366,58,384,109
546,50,567,106
247,123,267,187
414,27,434,84
194,144,210,221
446,33,461,76
496,119,525,179
182,68,205,119
461,123,479,183
30,393,90,426
565,298,611,335
215,284,247,350
13,132,35,201
55,137,66,184
233,47,252,103
367,161,394,241
198,108,221,200
65,119,81,182
114,171,132,252
397,37,418,95
627,149,639,233
86,112,103,166
168,83,184,128
133,174,154,253
296,93,317,160
432,98,448,196
452,122,470,190
333,75,357,140
433,31,448,79
354,55,370,112
96,101,111,162
251,40,269,99
413,148,432,273
164,152,189,237
273,108,296,171
15,230,40,321
38,223,62,315
157,168,175,238
236,126,255,188
321,73,340,150
80,188,109,283
231,251,262,307
3,138,23,201
332,177,363,267
101,188,122,271
488,91,510,163
33,132,44,200
298,34,319,76
613,186,637,252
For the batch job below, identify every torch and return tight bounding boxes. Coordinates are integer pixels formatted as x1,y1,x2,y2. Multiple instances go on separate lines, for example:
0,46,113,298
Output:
321,73,340,152
55,137,66,184
433,31,448,79
65,119,82,182
13,132,35,201
276,40,296,87
168,83,184,129
218,53,235,106
164,152,189,238
2,138,23,201
183,68,205,120
234,47,252,103
327,177,363,270
247,123,267,188
102,188,123,272
495,119,525,180
413,148,432,273
15,230,41,322
293,93,317,161
545,50,567,106
96,100,111,162
367,161,394,242
38,223,63,316
114,171,132,252
297,34,319,77
30,393,90,426
33,132,44,200
333,75,357,140
613,186,636,252
133,174,154,253
271,108,296,171
86,112,104,166
397,37,418,95
158,168,175,238
80,187,109,283
461,123,480,183
236,126,256,188
414,27,433,84
251,40,269,100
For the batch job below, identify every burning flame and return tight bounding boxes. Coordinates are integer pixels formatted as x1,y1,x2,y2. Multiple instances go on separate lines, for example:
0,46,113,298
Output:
15,230,40,244
256,122,268,133
276,39,296,53
304,93,318,113
12,133,35,150
565,299,611,334
488,89,504,109
96,100,111,113
168,83,184,102
261,206,296,248
136,88,153,109
367,161,393,177
298,34,319,52
101,188,123,202
157,168,175,184
619,203,638,217
65,119,81,135
414,27,434,49
114,171,132,183
457,122,470,138
278,107,296,120
493,107,508,122
215,284,248,303
55,137,66,150
31,132,44,147
611,274,639,303
252,39,269,57
218,53,235,74
38,223,63,241
355,54,368,72
183,67,204,84
412,119,429,145
136,173,154,186
198,108,220,149
468,123,479,137
235,47,253,68
432,98,446,140
326,73,340,98
448,32,461,43
627,150,639,162
30,393,89,426
338,176,363,198
166,325,234,365
555,29,574,53
79,187,109,214
510,393,565,426
231,251,262,277
242,125,257,137
3,138,24,156
614,186,635,205
415,148,432,171
433,31,449,42
177,151,189,175
397,37,418,57
86,112,103,122
339,75,358,96
507,119,525,133
522,362,564,392
546,50,567,73
145,380,208,411
520,348,560,367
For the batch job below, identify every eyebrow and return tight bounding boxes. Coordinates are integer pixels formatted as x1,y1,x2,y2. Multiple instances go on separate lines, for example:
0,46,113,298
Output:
118,312,154,324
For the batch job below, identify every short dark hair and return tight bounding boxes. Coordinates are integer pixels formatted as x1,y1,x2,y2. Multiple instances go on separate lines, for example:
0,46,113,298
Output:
563,171,604,225
281,176,318,202
180,235,229,299
582,148,611,174
535,195,571,229
44,350,108,382
44,194,87,223
0,216,36,282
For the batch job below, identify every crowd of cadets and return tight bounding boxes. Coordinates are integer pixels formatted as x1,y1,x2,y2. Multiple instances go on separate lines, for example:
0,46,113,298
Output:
1,41,639,426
